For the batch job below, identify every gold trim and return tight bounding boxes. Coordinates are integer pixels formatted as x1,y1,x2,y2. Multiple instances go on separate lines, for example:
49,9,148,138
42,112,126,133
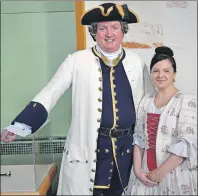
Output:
110,68,117,128
111,138,125,189
115,4,125,18
94,185,110,189
98,5,113,16
82,5,114,20
129,10,139,23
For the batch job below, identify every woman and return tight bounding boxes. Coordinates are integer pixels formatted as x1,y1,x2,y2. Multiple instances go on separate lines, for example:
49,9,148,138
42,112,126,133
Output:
125,46,197,195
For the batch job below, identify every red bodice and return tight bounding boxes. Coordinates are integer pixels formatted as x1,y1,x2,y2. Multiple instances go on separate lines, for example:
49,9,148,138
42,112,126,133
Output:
146,113,160,171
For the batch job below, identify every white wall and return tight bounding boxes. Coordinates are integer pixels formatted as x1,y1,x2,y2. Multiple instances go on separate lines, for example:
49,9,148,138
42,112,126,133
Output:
85,1,197,94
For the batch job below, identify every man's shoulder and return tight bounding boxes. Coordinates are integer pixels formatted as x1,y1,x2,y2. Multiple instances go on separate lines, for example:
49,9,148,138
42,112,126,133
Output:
123,48,141,59
123,48,143,66
73,47,93,57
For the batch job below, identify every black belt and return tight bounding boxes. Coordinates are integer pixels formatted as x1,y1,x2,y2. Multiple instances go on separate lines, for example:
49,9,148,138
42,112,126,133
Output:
97,125,134,139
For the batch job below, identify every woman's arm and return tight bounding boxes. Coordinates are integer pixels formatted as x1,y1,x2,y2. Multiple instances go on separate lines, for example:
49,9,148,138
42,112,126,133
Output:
132,94,158,186
147,154,184,182
133,145,145,174
133,144,158,186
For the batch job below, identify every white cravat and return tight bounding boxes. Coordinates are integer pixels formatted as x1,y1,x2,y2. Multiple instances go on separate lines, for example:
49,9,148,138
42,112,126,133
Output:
96,45,122,66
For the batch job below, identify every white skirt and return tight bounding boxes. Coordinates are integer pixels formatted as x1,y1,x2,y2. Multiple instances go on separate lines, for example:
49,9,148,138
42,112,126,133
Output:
124,166,197,195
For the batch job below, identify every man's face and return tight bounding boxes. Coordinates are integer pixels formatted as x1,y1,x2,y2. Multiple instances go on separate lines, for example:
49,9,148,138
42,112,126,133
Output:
95,21,124,52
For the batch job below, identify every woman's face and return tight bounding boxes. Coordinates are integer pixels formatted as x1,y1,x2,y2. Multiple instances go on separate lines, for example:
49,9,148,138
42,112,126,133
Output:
150,59,176,90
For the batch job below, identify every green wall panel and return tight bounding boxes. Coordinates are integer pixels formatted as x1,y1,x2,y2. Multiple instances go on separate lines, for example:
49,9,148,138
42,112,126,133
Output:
1,2,76,136
1,1,75,13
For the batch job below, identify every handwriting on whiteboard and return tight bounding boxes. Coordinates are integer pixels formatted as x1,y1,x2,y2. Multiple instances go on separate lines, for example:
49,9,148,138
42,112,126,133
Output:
166,1,188,8
123,22,163,48
139,22,163,36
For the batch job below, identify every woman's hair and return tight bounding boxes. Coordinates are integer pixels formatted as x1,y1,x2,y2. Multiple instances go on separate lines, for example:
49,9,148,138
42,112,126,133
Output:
150,46,177,72
88,21,128,41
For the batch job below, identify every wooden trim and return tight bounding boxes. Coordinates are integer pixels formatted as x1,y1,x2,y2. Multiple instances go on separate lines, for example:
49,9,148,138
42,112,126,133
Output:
37,164,57,195
0,192,40,196
75,0,86,50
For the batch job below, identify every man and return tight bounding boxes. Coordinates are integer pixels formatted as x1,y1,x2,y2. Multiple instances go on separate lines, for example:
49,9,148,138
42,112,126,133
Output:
1,2,153,195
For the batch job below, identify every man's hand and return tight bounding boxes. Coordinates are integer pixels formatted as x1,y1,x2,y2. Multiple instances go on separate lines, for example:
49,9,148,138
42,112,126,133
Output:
146,168,165,183
1,129,16,142
135,169,158,187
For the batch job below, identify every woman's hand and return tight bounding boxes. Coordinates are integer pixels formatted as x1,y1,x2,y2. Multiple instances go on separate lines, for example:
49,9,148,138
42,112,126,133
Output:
146,168,165,183
135,169,158,187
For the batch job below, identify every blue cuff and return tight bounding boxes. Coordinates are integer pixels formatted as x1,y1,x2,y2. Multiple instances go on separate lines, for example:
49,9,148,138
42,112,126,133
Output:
11,101,48,133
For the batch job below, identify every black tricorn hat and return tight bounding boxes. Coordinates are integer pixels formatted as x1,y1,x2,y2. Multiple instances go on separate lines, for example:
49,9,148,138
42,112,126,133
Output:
81,3,139,25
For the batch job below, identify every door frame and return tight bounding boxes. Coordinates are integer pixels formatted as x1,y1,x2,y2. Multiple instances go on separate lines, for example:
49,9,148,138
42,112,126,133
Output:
75,0,86,50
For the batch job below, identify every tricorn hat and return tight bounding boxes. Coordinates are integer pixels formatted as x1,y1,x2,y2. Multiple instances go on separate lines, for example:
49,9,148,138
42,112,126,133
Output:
81,3,139,25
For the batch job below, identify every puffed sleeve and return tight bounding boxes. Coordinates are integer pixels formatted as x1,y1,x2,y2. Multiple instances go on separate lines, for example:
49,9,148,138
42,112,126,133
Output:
133,93,151,148
168,94,197,169
168,140,189,157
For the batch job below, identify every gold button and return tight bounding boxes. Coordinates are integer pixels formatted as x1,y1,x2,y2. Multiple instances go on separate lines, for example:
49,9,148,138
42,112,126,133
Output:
98,98,102,102
105,149,109,153
97,118,101,122
115,108,119,112
98,108,102,112
98,87,103,91
33,103,37,107
99,77,102,81
114,145,117,150
113,84,116,88
112,69,115,73
114,92,117,96
115,100,118,104
91,169,96,172
116,116,119,121
112,76,115,80
127,149,130,153
115,124,119,128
